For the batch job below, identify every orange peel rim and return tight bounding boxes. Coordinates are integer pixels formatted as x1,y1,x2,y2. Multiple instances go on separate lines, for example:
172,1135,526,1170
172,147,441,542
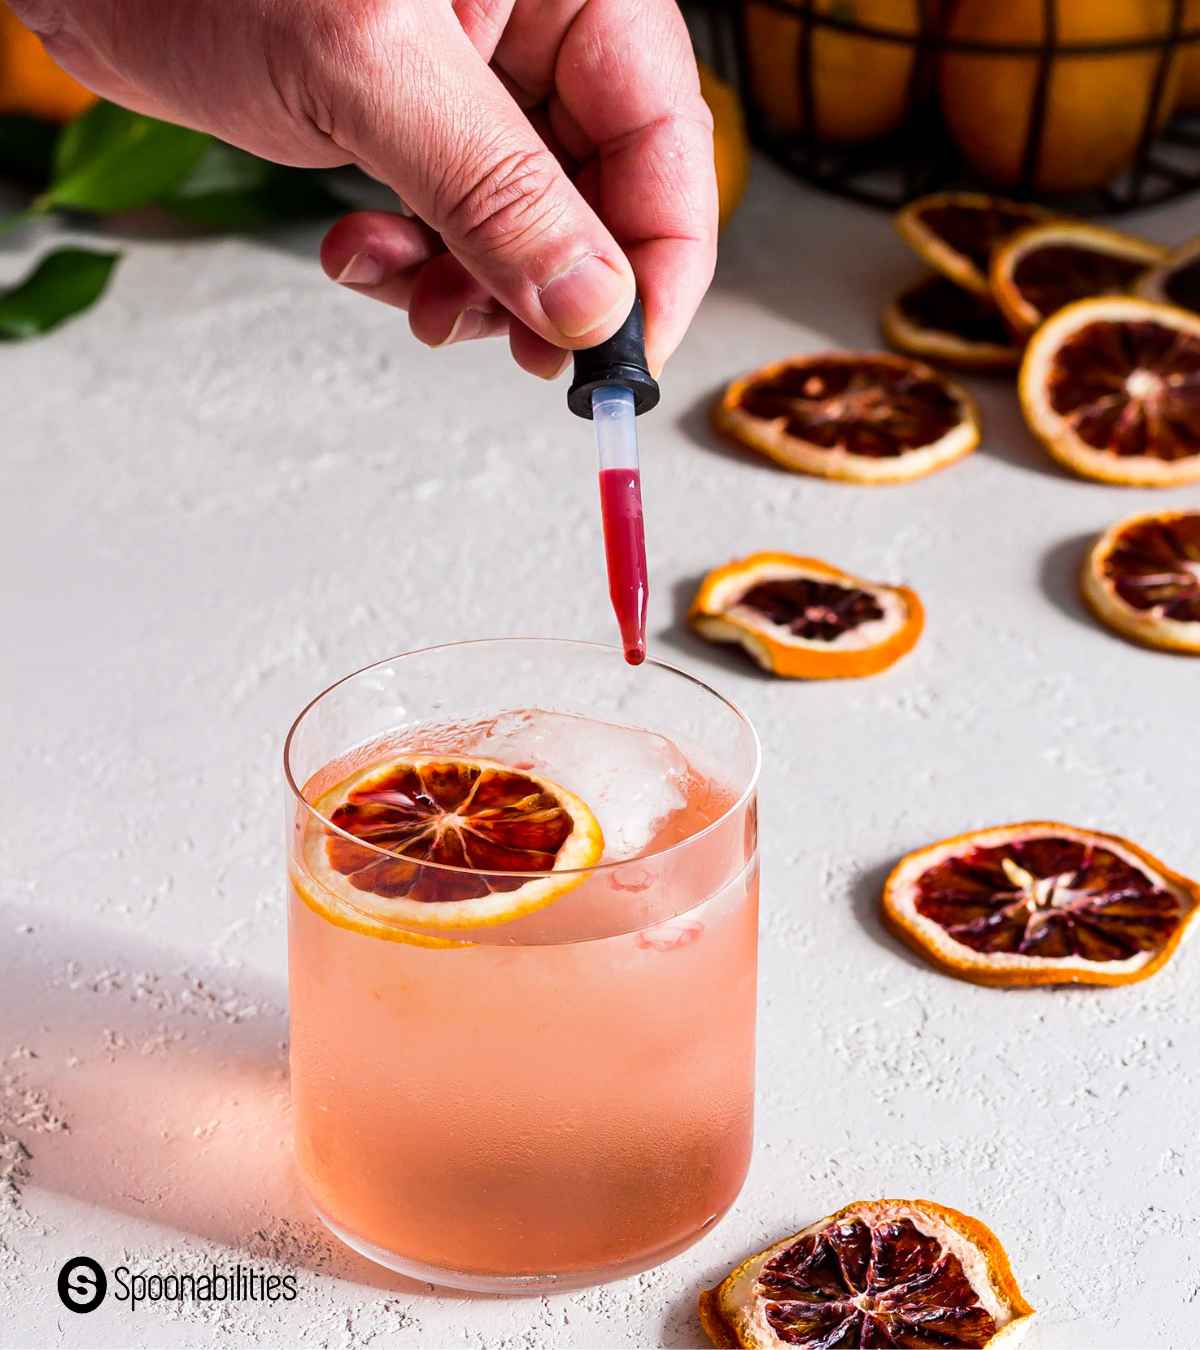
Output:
881,277,1022,372
990,220,1167,337
1080,511,1200,655
881,820,1200,988
690,552,924,680
296,756,605,936
712,352,982,486
1019,296,1200,487
699,1197,1035,1349
894,190,1054,296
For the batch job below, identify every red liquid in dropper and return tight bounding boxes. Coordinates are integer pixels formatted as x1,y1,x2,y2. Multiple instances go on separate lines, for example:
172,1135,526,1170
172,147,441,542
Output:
599,467,648,665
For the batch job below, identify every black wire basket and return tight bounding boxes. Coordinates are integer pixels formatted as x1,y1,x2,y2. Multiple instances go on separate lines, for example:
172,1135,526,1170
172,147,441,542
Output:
687,0,1200,214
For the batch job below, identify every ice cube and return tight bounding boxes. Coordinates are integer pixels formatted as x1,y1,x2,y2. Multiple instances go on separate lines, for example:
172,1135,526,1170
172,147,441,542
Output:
468,709,689,861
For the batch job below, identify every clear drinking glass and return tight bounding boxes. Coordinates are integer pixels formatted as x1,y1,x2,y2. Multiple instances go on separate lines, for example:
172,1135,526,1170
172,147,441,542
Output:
284,639,760,1292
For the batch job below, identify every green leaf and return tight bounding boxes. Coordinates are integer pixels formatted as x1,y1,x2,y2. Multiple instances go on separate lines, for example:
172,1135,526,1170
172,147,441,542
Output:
162,141,342,229
53,100,126,179
0,247,120,340
0,115,58,186
40,101,209,214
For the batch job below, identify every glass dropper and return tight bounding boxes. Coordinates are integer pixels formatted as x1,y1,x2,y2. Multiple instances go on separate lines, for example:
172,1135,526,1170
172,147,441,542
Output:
592,385,647,663
567,300,660,666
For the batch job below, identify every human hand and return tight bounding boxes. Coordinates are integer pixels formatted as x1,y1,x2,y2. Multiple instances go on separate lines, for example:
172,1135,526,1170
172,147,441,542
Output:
14,0,718,377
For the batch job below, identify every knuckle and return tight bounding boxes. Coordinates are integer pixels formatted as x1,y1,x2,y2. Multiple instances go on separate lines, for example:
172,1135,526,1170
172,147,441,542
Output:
308,0,399,58
436,146,565,256
269,0,407,138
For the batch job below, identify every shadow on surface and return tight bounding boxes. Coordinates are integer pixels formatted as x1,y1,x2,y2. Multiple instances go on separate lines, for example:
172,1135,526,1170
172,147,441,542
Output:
654,573,778,683
98,209,330,260
1039,531,1096,634
659,1280,711,1349
677,383,832,485
0,198,331,261
967,385,1069,482
55,169,396,260
678,384,759,469
0,903,439,1295
708,181,899,347
847,855,932,974
657,1217,757,1350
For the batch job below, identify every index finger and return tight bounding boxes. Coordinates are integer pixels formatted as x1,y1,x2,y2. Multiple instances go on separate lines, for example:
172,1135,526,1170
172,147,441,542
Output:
503,0,718,374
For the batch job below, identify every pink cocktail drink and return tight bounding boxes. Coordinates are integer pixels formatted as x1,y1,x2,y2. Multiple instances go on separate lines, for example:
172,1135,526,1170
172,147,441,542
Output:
284,643,760,1291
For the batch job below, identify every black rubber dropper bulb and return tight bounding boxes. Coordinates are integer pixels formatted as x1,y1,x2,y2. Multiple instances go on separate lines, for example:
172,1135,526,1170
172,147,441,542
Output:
567,300,658,665
567,298,660,419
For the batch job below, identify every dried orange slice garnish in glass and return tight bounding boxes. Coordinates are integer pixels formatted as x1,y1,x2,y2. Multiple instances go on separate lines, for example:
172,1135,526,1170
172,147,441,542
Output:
700,1198,1034,1349
991,221,1166,336
300,756,603,933
883,822,1200,987
690,552,923,679
1020,297,1200,486
1137,236,1200,313
895,191,1052,296
714,353,980,484
882,274,1021,371
1083,510,1200,653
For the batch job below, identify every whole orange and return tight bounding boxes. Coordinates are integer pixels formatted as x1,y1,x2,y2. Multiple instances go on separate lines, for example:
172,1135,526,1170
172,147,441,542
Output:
743,0,927,143
698,62,751,229
0,1,95,122
1177,0,1200,109
940,0,1180,194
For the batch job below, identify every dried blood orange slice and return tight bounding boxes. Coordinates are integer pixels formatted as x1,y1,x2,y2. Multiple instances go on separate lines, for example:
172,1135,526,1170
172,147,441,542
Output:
895,191,1052,296
883,822,1200,987
700,1198,1034,1349
690,552,923,679
882,274,1021,371
1020,297,1200,486
1137,237,1200,313
991,221,1167,336
714,353,980,484
301,756,603,932
1082,510,1200,654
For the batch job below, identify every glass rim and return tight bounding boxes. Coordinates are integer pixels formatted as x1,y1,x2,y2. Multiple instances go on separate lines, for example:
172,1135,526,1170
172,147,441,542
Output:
283,637,761,880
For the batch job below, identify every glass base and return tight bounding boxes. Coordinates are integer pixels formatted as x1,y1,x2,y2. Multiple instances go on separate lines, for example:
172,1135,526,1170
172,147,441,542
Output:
312,1202,729,1294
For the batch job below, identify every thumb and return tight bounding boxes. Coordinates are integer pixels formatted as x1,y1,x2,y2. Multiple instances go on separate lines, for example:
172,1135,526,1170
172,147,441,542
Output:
335,9,636,349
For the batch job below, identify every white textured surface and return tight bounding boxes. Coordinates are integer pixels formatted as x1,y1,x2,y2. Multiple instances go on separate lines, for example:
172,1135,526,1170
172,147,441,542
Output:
3,161,1200,1349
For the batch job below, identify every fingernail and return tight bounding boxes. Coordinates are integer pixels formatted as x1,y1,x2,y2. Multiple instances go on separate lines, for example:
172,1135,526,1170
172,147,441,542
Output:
539,255,631,340
436,307,492,347
537,351,572,381
336,251,386,286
